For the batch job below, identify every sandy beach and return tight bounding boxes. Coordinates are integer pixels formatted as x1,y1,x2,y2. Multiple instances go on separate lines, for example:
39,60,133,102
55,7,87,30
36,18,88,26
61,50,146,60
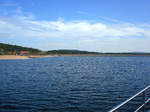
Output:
0,55,29,60
0,55,56,60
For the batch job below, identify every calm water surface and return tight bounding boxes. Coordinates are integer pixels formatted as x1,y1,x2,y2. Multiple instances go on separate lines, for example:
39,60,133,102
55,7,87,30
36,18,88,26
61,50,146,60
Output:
0,56,150,112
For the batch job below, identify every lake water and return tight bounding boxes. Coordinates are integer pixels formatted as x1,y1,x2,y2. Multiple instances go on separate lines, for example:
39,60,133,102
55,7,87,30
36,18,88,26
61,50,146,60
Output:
0,56,150,112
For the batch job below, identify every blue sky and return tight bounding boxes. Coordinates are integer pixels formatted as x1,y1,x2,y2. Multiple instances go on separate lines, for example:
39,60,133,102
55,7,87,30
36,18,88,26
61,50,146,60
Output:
0,0,150,52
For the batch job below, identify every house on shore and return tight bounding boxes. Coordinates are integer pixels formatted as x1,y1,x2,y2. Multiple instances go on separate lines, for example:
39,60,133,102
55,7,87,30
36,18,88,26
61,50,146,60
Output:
19,51,30,56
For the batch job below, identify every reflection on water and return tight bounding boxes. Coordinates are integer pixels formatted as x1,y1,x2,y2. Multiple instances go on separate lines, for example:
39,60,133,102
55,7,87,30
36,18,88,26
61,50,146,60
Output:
0,56,150,112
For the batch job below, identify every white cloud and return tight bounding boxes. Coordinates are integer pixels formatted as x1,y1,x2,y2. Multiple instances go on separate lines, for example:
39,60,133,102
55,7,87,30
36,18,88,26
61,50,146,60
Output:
0,15,150,52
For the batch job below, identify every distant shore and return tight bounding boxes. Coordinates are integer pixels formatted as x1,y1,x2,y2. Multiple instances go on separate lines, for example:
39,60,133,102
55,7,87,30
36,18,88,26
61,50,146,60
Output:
0,54,150,60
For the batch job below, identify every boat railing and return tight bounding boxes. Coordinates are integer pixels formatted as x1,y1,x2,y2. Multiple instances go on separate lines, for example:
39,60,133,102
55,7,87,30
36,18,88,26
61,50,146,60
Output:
109,85,150,112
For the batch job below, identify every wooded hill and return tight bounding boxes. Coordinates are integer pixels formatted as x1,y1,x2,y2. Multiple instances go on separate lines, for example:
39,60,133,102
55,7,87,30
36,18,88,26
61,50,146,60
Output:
0,43,41,55
46,50,99,54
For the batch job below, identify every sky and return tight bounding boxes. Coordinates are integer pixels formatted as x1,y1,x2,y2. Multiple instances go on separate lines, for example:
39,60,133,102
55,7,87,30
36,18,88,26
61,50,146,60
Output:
0,0,150,52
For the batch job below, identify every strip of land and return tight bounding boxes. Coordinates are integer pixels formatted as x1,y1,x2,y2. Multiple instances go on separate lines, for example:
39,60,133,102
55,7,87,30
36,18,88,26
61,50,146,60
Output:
1,53,150,60
0,55,54,60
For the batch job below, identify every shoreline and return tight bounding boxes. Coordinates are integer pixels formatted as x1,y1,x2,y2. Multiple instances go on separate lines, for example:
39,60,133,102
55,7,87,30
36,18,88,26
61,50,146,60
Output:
0,55,54,60
0,55,29,60
0,54,150,60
